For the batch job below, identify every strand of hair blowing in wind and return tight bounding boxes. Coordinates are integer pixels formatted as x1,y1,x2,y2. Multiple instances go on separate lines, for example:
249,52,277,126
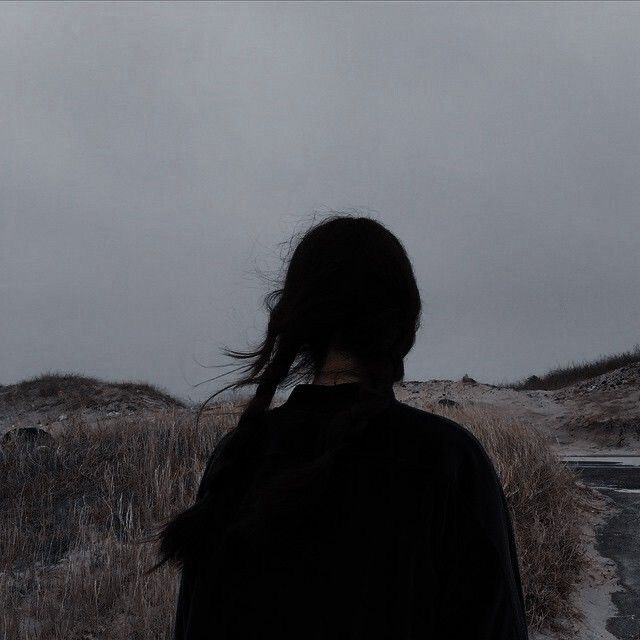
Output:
149,334,301,572
152,345,399,572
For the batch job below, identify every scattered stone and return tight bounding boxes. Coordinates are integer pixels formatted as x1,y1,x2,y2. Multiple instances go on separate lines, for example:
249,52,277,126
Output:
1,427,55,447
437,397,459,408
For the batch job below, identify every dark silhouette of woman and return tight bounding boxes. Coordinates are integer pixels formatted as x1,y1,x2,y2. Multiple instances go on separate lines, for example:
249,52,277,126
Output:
152,215,529,639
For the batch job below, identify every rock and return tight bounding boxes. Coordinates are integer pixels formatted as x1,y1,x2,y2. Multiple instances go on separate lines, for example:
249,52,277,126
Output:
1,427,55,448
438,397,459,408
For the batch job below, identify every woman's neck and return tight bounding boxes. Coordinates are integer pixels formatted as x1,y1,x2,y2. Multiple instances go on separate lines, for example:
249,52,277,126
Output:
312,348,361,385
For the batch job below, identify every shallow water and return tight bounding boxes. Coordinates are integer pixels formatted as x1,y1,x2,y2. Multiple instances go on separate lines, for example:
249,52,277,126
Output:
562,455,640,468
561,454,640,639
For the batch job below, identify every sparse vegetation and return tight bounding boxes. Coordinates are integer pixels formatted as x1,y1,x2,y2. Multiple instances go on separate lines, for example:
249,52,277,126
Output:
505,343,640,391
0,371,185,411
0,407,229,639
0,396,594,638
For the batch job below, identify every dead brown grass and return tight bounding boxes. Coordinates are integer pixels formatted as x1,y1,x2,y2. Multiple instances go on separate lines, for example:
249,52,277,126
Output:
0,402,592,638
0,407,232,639
1,371,185,411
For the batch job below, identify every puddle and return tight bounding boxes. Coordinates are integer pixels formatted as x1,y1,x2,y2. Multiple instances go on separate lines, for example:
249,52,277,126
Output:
590,486,640,494
561,456,640,492
562,455,640,468
563,455,640,637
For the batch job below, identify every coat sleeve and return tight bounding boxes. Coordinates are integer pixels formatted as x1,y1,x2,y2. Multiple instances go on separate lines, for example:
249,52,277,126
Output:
173,430,235,640
432,428,529,639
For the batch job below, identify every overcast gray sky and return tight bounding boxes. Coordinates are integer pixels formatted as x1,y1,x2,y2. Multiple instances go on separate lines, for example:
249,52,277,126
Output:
2,1,639,403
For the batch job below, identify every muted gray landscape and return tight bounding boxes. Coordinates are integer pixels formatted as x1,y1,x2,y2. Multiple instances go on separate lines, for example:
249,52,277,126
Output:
2,3,640,639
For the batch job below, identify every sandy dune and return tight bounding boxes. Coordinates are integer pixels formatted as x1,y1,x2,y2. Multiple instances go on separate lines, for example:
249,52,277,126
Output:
393,362,640,456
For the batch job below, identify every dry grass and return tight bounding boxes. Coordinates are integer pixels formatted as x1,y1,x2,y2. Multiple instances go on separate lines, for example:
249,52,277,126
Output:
1,402,593,638
1,371,185,411
0,407,232,639
505,343,640,391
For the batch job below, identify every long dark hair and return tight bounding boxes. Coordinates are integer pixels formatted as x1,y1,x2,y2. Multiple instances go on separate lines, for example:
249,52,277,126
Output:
148,213,421,572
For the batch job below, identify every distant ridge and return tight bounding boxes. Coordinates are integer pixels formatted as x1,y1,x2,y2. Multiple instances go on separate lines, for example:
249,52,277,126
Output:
503,343,640,391
3,345,639,451
0,372,185,437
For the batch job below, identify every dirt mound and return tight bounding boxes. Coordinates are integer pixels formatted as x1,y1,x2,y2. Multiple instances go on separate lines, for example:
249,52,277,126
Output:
393,363,640,453
557,363,640,449
0,373,186,438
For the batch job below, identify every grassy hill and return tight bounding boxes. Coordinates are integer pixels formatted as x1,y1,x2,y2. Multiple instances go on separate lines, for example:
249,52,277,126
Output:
505,344,640,391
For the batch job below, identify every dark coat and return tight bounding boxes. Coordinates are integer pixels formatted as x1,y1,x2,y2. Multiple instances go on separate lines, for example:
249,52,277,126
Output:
174,382,529,639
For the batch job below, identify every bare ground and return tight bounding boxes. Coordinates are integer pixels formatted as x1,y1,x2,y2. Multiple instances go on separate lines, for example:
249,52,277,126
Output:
394,362,640,456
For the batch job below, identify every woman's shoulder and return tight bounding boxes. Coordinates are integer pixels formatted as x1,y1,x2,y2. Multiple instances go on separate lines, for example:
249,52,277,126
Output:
386,400,497,479
389,402,508,527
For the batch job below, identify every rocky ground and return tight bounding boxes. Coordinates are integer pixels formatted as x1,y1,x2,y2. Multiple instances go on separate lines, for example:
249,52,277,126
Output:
394,362,640,455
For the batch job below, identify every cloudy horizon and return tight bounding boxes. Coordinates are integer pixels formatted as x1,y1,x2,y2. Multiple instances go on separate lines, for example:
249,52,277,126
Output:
2,1,639,403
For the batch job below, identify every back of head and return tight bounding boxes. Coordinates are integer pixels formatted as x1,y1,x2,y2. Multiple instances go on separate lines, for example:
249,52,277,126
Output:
152,214,422,569
271,215,421,390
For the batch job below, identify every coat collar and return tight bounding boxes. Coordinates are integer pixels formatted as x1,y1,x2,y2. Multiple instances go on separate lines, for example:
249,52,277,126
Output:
281,381,396,412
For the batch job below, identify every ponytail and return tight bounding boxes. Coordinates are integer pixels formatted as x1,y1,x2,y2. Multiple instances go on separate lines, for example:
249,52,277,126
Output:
147,352,398,573
147,333,300,571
